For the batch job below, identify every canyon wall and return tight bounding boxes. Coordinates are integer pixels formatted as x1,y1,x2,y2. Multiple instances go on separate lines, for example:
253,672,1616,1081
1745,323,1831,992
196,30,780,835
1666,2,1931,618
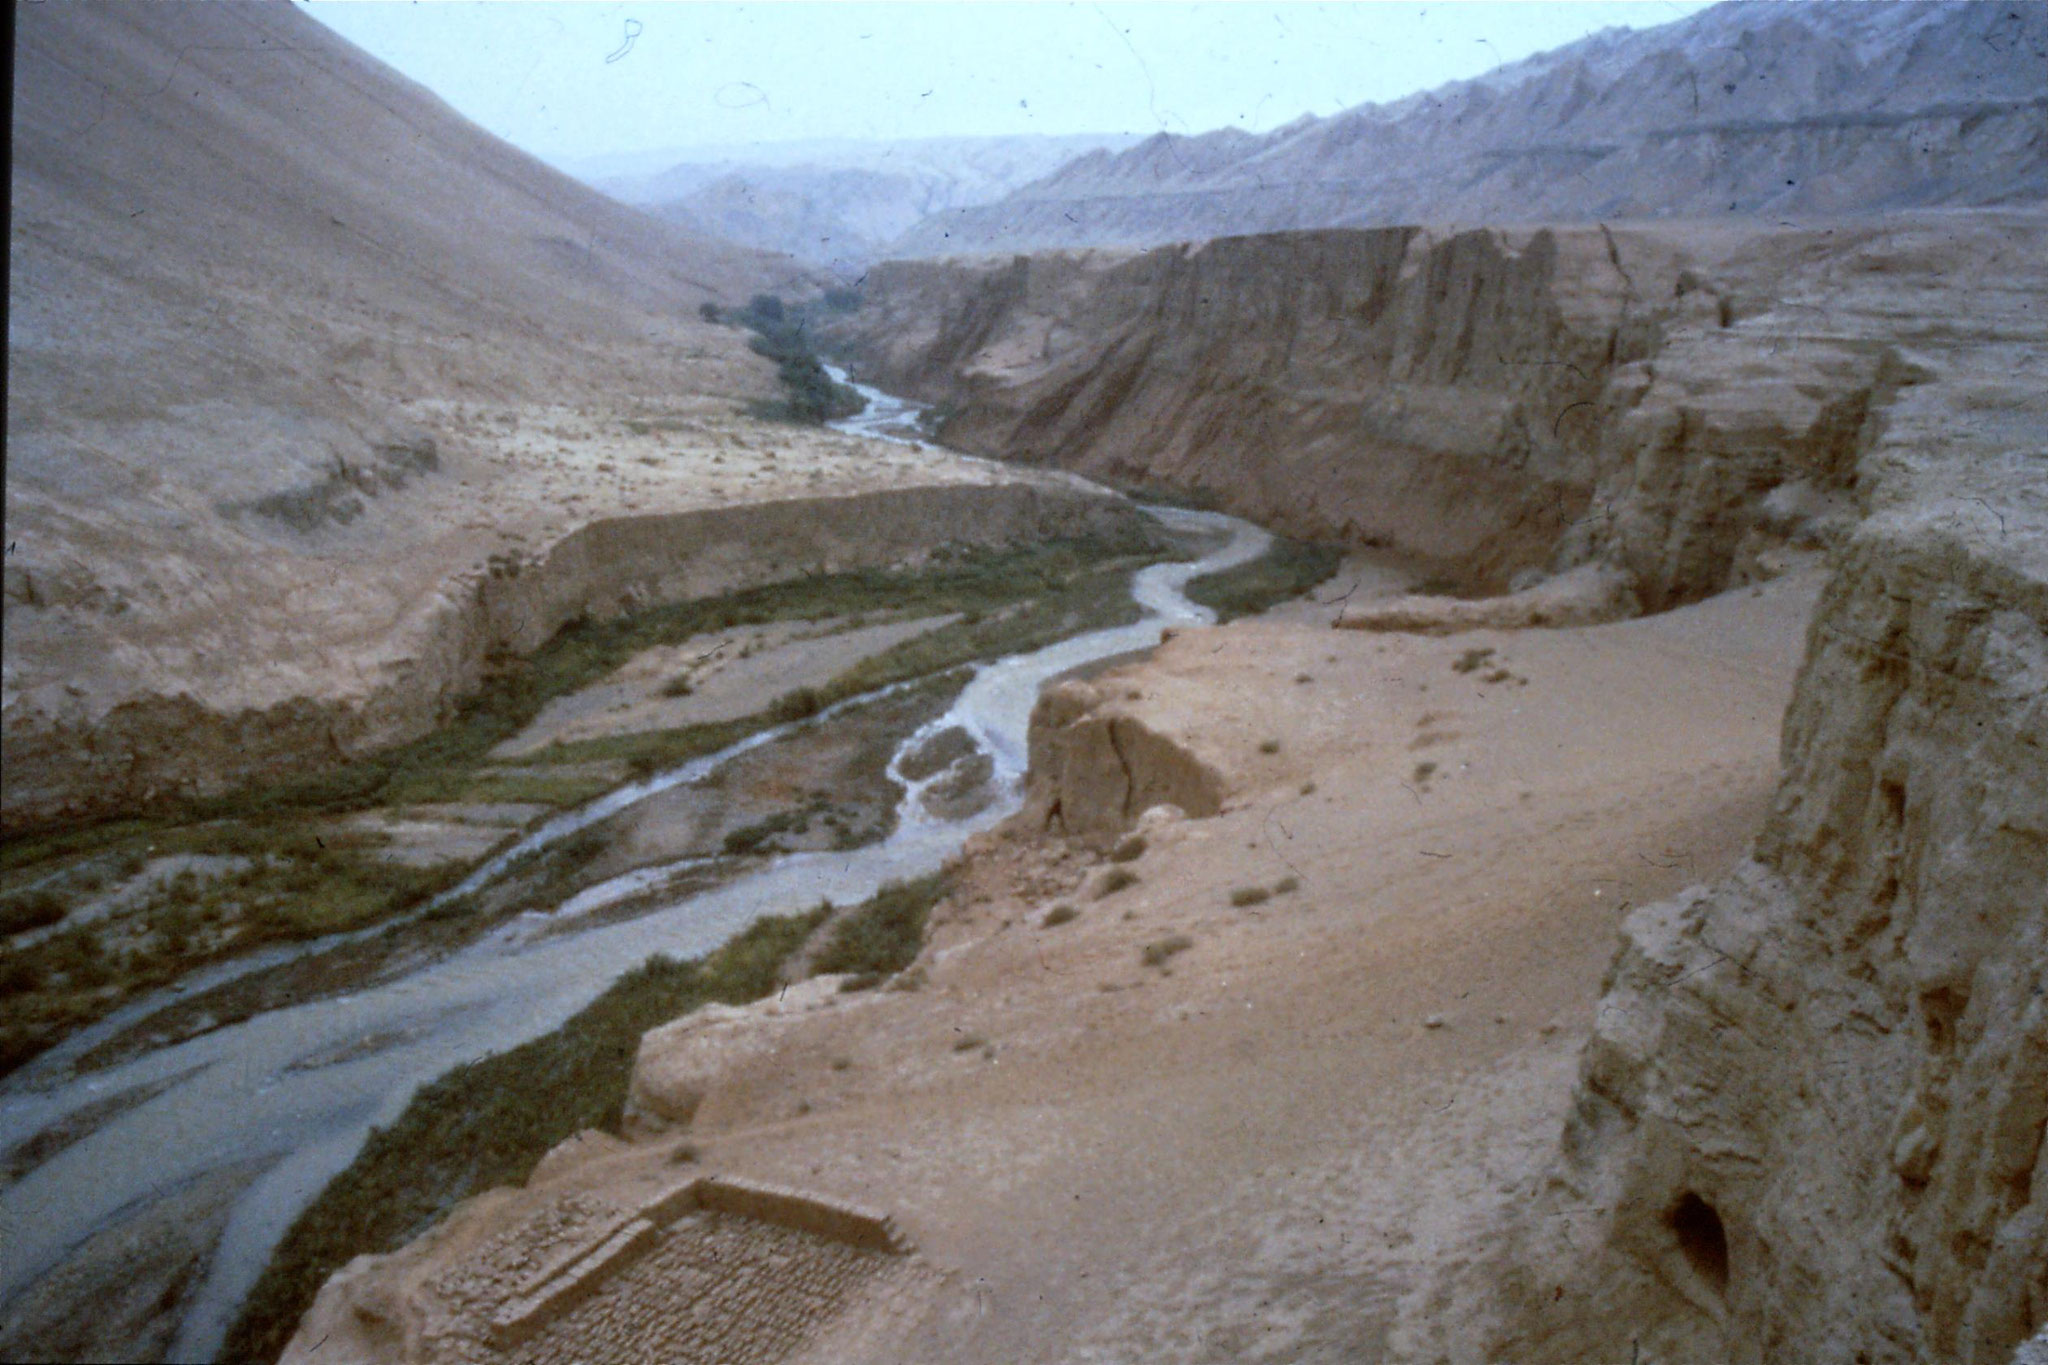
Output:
0,481,1150,835
1518,293,2048,1363
840,211,2048,1360
826,221,1905,605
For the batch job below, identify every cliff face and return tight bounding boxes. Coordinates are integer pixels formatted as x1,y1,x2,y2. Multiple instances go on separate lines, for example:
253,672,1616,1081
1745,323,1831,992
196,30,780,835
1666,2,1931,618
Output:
1,480,1146,833
889,1,2048,257
839,210,2048,1360
827,220,1912,606
1535,343,2047,1363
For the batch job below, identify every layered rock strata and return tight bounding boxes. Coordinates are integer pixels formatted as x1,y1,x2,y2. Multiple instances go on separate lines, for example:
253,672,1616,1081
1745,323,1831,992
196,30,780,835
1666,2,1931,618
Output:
1519,346,2047,1363
889,2,2048,257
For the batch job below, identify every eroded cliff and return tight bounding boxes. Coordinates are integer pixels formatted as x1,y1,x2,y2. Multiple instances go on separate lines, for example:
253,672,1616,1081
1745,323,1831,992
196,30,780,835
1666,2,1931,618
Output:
825,218,1928,614
1486,315,2048,1363
2,478,1147,834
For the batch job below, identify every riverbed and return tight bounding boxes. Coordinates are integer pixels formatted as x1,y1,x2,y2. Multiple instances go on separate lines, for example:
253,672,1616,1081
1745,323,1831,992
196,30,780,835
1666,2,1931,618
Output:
0,377,1268,1361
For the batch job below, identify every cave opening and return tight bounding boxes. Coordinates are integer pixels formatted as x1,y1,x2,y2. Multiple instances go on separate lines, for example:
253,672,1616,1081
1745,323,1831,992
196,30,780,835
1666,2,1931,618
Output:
1667,1191,1731,1295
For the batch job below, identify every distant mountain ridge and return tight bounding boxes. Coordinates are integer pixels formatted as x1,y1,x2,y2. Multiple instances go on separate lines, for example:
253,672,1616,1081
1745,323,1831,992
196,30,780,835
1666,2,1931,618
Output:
588,134,1141,272
890,0,2047,256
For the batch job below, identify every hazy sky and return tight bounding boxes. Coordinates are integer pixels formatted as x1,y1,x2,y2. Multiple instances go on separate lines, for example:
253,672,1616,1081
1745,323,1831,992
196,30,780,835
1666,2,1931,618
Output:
298,2,1716,170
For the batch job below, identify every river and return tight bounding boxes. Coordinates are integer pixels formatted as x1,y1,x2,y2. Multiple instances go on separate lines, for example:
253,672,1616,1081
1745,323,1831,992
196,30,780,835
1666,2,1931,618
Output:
0,375,1269,1361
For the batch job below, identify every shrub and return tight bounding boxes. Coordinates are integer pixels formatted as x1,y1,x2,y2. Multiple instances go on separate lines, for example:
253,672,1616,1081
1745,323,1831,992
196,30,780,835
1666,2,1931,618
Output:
0,890,68,936
1107,834,1146,864
1272,876,1301,896
1095,867,1140,899
1413,761,1438,782
1229,886,1271,908
1452,647,1496,674
660,675,695,698
770,686,824,724
1042,904,1079,928
811,873,949,980
1258,739,1281,755
1141,934,1193,968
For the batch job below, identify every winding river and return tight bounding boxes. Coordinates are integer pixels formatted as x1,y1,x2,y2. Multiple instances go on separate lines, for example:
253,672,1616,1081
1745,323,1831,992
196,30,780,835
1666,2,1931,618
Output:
0,376,1269,1361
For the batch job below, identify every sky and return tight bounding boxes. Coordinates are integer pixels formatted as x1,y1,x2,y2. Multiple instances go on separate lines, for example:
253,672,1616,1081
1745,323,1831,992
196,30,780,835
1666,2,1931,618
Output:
298,1,1717,172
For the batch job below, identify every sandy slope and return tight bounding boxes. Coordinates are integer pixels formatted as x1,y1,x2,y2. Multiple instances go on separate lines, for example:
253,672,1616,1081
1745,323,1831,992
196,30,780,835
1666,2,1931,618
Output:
288,562,1825,1363
3,2,1141,831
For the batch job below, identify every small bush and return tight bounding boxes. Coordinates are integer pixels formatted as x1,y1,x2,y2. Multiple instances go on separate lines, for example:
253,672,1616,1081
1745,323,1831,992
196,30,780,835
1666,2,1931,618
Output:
1258,739,1282,755
770,686,824,724
660,675,695,698
1413,761,1438,782
811,873,949,980
1042,904,1079,928
951,1033,987,1053
1107,834,1147,864
1141,934,1193,968
1452,647,1496,674
1095,867,1140,899
1272,876,1301,896
1229,886,1271,908
0,890,69,936
0,953,45,993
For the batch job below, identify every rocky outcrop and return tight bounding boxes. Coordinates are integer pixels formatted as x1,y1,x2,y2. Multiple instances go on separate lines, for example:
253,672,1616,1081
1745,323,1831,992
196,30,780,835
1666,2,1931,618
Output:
1,482,1151,834
889,2,2048,257
1457,217,2048,1364
1019,680,1226,849
1334,564,1642,634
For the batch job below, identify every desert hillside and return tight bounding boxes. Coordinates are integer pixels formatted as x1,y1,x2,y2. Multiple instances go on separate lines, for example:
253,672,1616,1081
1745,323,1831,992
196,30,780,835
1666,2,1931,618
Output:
891,0,2047,255
3,2,1129,832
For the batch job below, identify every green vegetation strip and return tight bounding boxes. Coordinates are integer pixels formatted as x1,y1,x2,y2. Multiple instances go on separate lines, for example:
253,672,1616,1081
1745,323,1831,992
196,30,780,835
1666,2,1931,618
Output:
0,530,1165,1077
706,293,865,425
223,872,948,1365
813,872,947,990
1184,536,1343,623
